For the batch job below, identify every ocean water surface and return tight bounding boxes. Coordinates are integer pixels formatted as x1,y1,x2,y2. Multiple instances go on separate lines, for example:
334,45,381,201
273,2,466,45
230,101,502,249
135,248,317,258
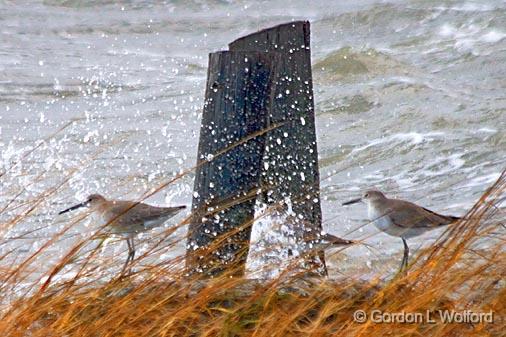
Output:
1,0,505,280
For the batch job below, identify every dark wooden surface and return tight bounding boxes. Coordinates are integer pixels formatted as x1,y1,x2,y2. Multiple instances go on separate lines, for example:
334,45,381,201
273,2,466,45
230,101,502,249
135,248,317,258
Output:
187,22,325,277
230,21,325,275
186,51,275,276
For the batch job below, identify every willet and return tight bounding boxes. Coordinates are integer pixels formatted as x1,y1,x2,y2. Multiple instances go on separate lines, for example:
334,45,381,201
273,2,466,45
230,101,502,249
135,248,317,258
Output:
302,229,355,276
342,190,460,272
306,232,354,250
59,194,186,273
287,218,354,252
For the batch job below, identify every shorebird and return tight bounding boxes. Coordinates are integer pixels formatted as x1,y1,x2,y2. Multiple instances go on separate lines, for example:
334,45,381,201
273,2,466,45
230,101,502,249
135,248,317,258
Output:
342,190,460,272
306,232,354,250
59,194,186,273
283,231,353,277
287,218,354,251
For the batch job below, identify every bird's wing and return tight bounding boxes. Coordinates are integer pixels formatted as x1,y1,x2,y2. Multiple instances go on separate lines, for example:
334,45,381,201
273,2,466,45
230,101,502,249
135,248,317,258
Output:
106,201,184,227
388,201,458,229
421,207,461,225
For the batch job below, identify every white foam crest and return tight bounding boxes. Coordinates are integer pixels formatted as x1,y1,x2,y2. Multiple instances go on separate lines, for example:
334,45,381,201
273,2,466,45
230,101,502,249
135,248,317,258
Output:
447,3,495,12
421,153,466,178
463,172,502,188
481,31,506,43
437,23,506,53
351,132,445,154
476,127,497,134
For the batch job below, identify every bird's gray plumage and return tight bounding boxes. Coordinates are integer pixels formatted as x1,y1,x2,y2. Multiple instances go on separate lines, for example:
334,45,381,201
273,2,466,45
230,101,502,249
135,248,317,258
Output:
59,194,186,275
343,190,460,272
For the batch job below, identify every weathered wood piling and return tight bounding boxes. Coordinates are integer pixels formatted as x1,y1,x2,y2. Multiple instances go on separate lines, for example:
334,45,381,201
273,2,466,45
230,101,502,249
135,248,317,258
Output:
186,21,325,277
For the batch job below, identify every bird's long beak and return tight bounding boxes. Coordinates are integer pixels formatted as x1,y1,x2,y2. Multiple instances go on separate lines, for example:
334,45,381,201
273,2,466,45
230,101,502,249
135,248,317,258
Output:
342,197,362,206
58,201,89,215
328,237,355,246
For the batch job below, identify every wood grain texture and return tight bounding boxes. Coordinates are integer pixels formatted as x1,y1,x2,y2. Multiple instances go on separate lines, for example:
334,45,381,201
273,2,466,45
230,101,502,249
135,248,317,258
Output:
187,22,325,276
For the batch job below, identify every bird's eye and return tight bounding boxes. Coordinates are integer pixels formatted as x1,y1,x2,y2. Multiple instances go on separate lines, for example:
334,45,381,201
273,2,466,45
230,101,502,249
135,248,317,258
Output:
364,193,369,198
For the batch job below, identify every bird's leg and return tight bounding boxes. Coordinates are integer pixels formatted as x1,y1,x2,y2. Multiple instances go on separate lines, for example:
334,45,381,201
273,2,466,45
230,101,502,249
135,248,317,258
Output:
120,239,132,275
399,238,409,273
121,237,135,275
129,237,136,261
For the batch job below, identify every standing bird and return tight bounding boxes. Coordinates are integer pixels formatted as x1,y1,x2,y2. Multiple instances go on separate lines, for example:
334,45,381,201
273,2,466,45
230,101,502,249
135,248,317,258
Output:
59,194,186,274
342,190,460,272
305,232,355,251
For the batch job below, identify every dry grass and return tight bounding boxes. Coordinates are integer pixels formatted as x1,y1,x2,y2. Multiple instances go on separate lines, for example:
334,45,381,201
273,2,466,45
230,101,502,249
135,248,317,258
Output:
0,146,504,336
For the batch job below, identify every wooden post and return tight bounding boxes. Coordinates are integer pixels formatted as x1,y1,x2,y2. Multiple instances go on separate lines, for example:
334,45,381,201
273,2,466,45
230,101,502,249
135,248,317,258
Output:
186,21,326,277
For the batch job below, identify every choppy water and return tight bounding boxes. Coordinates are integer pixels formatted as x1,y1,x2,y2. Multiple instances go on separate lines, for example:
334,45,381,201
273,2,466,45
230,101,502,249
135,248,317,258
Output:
1,0,505,278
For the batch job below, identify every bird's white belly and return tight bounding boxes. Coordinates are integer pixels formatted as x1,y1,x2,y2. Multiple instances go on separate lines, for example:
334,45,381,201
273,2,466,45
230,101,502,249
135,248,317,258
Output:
94,212,144,236
93,209,172,237
368,207,427,239
143,217,169,229
372,215,404,237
